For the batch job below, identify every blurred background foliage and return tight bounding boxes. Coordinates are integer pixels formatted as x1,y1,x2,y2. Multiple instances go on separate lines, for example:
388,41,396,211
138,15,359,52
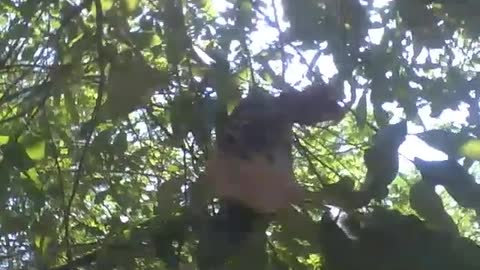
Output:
1,0,480,269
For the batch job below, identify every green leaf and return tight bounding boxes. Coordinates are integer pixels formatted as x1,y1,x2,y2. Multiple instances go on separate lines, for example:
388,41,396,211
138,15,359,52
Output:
9,23,30,38
1,211,29,234
151,216,187,269
20,177,45,211
191,96,218,146
25,168,41,189
269,254,290,270
282,0,325,42
460,139,480,160
0,162,11,206
209,61,241,113
355,93,367,129
418,129,472,158
64,89,79,124
164,0,188,66
101,0,114,11
372,103,389,127
26,140,45,161
169,92,196,145
155,178,184,214
409,181,457,234
95,190,109,204
0,135,9,145
236,0,254,29
91,129,114,154
361,121,408,200
372,120,408,147
102,52,169,119
121,0,139,13
130,32,161,50
318,212,354,269
197,0,217,18
34,235,52,257
395,83,418,120
113,131,128,155
414,158,480,211
1,141,35,171
18,1,37,20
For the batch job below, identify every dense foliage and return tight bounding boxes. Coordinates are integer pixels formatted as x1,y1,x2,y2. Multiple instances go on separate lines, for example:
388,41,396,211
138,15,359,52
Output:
1,0,480,269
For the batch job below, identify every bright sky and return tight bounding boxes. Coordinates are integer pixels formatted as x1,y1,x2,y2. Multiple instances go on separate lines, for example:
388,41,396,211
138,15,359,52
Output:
210,0,472,173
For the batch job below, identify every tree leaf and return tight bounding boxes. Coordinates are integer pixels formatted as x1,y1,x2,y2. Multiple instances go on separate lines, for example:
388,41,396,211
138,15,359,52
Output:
318,212,355,270
236,0,254,29
418,129,473,158
0,135,9,145
91,129,114,154
169,92,196,145
191,96,218,146
155,178,184,215
102,52,169,119
101,0,114,11
207,57,241,113
372,103,389,127
277,84,345,125
95,190,109,204
0,162,11,206
64,88,79,124
163,0,189,66
26,140,45,161
1,210,29,234
409,181,458,234
113,131,128,155
130,32,162,50
1,141,35,171
120,0,140,14
361,121,408,200
414,158,480,211
355,92,367,129
20,177,45,211
459,139,480,160
25,168,41,189
282,0,325,42
315,177,370,210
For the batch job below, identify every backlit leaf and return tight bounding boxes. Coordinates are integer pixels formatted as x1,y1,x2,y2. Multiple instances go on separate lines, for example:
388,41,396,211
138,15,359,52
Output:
26,140,45,160
361,121,408,200
418,129,472,158
409,181,457,234
122,0,139,13
460,139,480,160
414,158,480,211
0,135,9,145
101,0,114,11
355,93,367,129
1,141,35,171
102,52,169,119
113,131,128,155
25,168,41,190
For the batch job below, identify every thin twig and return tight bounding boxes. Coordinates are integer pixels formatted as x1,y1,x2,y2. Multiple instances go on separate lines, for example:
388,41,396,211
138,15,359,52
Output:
295,130,358,179
292,134,327,185
293,134,344,181
235,2,256,88
271,0,286,81
44,109,68,212
64,0,105,265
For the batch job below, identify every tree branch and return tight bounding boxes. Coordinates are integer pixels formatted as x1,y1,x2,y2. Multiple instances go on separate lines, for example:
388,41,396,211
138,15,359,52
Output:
63,0,106,265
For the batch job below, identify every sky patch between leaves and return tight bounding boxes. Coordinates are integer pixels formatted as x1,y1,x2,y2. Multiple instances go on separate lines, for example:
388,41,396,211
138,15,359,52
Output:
211,0,472,175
